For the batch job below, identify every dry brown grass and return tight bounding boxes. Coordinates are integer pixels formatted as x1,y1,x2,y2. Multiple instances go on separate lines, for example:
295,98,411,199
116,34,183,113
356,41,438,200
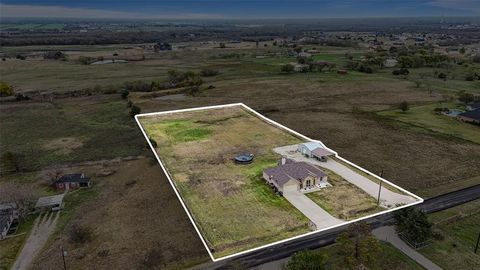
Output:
306,168,384,220
30,159,209,270
140,106,312,258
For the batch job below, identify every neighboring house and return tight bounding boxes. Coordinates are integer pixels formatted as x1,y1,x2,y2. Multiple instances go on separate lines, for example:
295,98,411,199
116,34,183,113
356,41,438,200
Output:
291,63,310,72
54,173,92,191
384,59,398,68
0,203,19,240
466,102,480,111
297,142,335,161
263,157,328,192
298,52,312,58
457,108,480,124
35,194,65,212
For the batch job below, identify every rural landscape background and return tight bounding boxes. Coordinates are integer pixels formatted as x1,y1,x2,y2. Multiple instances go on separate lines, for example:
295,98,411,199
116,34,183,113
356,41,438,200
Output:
0,1,479,269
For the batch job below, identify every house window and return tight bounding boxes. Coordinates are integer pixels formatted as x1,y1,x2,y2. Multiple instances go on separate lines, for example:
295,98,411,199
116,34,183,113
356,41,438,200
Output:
306,179,311,187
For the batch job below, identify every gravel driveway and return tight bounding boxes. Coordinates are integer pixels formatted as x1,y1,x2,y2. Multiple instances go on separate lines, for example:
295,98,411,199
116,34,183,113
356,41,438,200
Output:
11,212,60,270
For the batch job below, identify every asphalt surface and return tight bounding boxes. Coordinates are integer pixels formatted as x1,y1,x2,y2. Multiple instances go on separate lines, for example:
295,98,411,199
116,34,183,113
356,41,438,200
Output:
193,184,480,270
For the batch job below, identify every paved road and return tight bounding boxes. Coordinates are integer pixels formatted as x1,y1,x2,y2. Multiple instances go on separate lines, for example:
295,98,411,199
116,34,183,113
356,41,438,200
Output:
192,184,480,270
283,188,343,229
274,145,418,207
373,226,442,270
11,212,60,270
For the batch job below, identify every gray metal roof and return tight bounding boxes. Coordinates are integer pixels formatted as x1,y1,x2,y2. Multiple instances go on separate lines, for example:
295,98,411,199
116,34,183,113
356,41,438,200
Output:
300,142,323,151
35,194,65,208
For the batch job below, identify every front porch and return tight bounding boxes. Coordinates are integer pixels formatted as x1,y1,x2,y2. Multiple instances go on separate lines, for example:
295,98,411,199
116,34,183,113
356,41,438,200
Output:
300,181,331,193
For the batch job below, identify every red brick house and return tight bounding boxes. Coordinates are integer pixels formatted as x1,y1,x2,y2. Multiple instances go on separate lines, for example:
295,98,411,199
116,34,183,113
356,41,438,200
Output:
54,173,92,191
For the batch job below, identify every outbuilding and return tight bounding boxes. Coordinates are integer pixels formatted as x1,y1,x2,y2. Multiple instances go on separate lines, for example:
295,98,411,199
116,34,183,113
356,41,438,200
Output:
35,194,65,212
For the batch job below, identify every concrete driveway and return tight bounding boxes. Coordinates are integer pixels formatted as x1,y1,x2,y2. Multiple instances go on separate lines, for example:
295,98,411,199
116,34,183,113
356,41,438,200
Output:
283,187,343,230
274,145,418,207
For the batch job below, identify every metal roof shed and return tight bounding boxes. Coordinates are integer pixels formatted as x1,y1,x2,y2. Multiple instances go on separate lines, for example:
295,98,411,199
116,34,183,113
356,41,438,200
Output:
35,194,65,211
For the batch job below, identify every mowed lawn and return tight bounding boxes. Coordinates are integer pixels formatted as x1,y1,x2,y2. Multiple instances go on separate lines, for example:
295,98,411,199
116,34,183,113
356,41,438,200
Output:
419,199,480,270
139,106,311,258
378,102,480,145
306,168,384,220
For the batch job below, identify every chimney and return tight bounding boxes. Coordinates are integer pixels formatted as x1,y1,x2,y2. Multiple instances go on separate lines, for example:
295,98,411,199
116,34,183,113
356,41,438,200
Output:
281,156,287,165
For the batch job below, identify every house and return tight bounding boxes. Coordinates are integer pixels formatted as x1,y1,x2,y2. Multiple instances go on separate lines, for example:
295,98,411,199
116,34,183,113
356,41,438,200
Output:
263,158,328,192
466,102,480,111
298,52,312,58
384,59,398,68
0,203,18,240
457,108,480,124
54,173,91,191
293,63,310,72
297,142,335,161
35,194,65,212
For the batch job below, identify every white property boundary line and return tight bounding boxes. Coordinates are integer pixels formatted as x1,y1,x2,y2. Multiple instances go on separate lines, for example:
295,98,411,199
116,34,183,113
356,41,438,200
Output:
135,103,424,262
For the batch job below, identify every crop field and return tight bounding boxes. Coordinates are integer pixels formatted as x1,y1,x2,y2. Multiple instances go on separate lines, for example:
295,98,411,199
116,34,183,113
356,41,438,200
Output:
138,106,312,257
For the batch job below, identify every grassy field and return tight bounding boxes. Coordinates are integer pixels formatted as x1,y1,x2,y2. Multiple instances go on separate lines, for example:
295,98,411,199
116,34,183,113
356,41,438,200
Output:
378,102,480,144
0,95,145,170
313,241,424,270
306,168,384,220
139,106,313,258
419,199,480,270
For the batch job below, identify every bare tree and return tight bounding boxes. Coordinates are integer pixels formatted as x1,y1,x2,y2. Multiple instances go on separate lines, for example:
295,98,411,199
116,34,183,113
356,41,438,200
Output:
0,182,36,217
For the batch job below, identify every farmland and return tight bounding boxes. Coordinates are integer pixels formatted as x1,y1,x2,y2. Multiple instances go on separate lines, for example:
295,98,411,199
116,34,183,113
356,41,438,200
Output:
139,106,311,258
1,33,479,268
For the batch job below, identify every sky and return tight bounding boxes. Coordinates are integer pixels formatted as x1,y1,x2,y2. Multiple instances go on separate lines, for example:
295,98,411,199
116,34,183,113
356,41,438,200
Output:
0,0,479,19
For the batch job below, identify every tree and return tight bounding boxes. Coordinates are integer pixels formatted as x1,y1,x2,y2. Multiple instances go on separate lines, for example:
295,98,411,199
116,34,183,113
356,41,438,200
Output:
336,222,380,268
219,42,226,48
0,81,14,97
0,182,36,217
459,47,466,54
120,89,130,99
130,105,141,117
286,250,328,270
281,63,295,73
1,151,23,173
393,207,432,244
400,101,409,112
149,137,158,148
458,91,475,104
43,50,66,60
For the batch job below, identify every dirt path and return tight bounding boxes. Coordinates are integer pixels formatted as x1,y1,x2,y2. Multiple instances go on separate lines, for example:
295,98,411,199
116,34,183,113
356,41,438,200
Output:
11,212,60,270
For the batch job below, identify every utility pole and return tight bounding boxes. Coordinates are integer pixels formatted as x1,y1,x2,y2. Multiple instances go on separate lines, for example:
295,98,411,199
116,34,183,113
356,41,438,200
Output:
475,231,480,254
61,246,67,270
377,170,384,205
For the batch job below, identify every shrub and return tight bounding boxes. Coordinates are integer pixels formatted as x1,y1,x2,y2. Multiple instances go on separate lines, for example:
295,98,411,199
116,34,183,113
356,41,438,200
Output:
78,56,95,65
392,68,409,76
200,69,219,77
0,81,14,97
43,51,66,60
281,63,295,73
149,137,158,148
69,225,93,244
438,72,447,80
400,101,409,112
121,89,130,99
130,105,141,117
286,250,328,270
